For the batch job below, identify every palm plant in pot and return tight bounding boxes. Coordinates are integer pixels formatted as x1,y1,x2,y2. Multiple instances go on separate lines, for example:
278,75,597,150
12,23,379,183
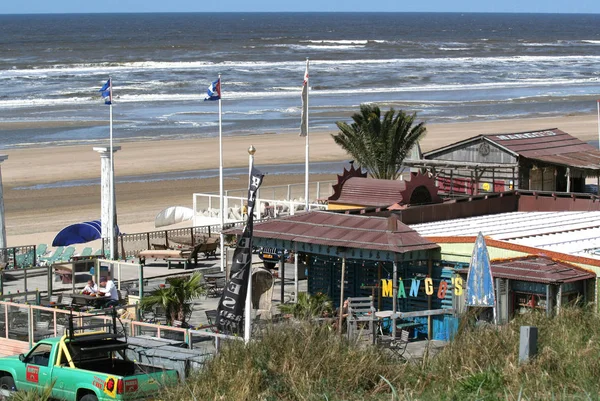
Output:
139,272,205,327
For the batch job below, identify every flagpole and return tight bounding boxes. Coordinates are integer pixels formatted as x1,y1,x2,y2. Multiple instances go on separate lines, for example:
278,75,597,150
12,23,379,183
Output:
244,145,256,343
109,77,115,260
219,74,225,272
304,58,310,211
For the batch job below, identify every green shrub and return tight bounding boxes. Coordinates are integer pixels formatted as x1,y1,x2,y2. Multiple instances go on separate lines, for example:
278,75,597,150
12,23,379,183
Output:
159,305,600,401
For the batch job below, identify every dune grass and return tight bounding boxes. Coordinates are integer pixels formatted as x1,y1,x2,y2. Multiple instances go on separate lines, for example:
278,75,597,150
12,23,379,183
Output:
159,306,600,401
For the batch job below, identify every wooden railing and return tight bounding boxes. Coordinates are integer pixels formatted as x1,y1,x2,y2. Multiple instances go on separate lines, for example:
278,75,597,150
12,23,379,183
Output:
104,222,246,259
0,301,242,356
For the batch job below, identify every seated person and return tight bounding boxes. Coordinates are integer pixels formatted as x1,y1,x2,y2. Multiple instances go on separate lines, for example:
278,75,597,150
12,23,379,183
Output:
82,279,98,295
97,276,120,308
332,299,349,331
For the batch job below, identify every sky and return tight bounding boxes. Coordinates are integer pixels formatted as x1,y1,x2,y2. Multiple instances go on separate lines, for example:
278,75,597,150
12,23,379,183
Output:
0,0,598,14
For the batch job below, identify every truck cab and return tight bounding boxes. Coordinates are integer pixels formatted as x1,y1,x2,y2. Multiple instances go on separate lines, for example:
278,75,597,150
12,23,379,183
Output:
0,310,178,400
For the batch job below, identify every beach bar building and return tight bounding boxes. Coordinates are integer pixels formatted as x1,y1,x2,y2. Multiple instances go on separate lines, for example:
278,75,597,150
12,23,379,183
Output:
243,211,463,340
453,255,595,323
419,128,600,195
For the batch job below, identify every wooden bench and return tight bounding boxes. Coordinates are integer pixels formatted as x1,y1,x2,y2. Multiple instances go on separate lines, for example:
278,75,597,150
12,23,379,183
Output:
138,241,205,269
198,237,219,259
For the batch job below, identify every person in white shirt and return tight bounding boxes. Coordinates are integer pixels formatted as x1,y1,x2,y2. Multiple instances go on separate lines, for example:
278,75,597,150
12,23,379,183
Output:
82,279,98,295
98,277,119,307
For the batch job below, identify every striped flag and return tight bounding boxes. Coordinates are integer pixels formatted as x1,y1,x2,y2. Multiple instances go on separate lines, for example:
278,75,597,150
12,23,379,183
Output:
300,61,309,137
205,78,221,101
99,79,112,105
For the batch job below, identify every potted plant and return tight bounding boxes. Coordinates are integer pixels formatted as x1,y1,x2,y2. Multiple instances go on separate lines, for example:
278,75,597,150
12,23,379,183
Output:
139,272,205,327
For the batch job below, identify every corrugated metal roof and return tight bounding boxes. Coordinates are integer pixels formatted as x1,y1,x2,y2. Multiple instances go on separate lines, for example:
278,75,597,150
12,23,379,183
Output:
424,128,600,171
331,177,407,207
489,256,593,284
483,128,600,170
411,211,600,258
227,211,439,254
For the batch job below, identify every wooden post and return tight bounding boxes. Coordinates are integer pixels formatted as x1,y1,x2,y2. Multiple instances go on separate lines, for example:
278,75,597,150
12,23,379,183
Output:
338,256,346,335
280,255,285,305
120,235,126,261
146,232,150,251
392,259,398,339
139,264,144,300
294,243,299,303
427,257,432,339
512,167,516,190
377,263,382,311
566,167,571,192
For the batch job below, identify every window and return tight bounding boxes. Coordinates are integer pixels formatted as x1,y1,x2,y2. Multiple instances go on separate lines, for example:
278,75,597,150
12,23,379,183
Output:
27,343,52,367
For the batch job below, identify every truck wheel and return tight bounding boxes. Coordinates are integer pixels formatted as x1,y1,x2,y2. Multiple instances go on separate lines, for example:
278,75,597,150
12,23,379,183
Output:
0,375,16,391
80,395,98,401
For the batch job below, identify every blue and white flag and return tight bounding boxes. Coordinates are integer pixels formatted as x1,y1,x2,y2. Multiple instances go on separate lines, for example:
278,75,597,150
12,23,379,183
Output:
204,78,221,101
99,79,112,105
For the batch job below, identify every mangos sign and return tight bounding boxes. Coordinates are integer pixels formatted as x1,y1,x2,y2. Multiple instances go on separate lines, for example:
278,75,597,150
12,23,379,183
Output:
380,277,463,299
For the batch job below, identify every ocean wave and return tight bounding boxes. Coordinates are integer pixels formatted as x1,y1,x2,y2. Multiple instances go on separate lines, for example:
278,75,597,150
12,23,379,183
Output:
439,47,470,51
303,40,369,44
581,40,600,44
3,55,600,79
1,76,600,109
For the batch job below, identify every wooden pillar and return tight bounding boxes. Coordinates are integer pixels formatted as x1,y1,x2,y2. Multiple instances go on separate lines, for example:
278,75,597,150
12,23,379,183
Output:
392,259,398,339
427,257,432,339
338,257,346,335
294,243,298,303
280,254,285,305
512,167,516,190
566,167,571,192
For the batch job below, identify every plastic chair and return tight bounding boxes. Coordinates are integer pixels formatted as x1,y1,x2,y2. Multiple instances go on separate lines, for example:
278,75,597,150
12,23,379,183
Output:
41,246,65,264
59,246,76,262
36,244,48,258
79,247,93,257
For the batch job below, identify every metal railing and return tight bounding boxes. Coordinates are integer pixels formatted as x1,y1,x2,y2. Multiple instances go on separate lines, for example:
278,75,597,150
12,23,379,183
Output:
0,245,37,270
192,193,327,227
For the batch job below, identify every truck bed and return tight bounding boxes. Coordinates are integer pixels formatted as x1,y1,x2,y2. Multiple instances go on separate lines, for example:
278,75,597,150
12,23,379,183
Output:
75,359,168,377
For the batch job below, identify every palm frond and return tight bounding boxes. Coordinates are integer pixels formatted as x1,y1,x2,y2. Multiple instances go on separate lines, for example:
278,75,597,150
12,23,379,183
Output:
332,105,426,180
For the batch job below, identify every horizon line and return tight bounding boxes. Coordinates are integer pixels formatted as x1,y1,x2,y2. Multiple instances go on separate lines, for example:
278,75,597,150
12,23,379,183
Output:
1,11,600,16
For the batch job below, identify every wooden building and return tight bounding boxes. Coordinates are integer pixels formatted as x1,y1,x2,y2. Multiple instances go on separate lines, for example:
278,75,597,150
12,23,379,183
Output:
326,164,442,211
421,128,600,195
454,255,595,322
239,211,462,340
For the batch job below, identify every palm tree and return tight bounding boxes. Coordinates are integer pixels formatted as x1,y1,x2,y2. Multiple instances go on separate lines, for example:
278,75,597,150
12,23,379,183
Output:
139,272,205,326
332,105,426,180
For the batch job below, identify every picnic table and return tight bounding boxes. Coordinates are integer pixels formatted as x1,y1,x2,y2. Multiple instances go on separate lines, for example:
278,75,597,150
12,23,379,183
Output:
374,311,423,336
11,326,55,342
128,284,169,297
70,293,107,308
204,272,226,280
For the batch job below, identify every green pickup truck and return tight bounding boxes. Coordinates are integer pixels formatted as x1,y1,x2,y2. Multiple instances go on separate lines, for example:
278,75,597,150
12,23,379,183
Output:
0,312,178,400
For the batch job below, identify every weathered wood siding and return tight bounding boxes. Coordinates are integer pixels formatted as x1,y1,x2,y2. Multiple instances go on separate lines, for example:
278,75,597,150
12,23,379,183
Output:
430,139,517,165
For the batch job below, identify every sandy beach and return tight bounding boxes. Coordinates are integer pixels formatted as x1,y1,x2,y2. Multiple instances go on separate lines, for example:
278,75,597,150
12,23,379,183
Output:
3,113,599,249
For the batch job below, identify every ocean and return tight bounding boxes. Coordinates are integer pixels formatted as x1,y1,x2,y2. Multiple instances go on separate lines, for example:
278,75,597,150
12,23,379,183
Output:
1,12,600,150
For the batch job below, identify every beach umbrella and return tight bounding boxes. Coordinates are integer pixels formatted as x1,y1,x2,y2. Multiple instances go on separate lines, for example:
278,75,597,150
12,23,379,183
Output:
154,206,194,228
52,220,119,246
